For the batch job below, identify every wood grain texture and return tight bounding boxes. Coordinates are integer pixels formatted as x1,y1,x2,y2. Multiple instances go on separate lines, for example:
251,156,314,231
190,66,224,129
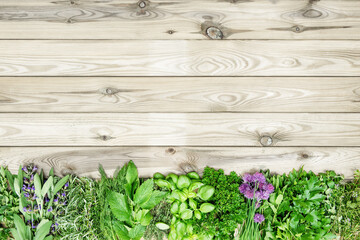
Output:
1,147,359,179
0,0,359,39
0,113,359,146
0,40,359,76
0,77,360,112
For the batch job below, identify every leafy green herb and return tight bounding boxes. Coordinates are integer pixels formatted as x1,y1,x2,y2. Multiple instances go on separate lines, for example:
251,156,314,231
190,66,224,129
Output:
154,171,215,240
196,167,246,240
0,166,19,239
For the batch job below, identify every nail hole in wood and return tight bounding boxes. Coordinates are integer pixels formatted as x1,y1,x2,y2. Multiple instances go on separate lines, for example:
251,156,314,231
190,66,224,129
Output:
167,30,175,35
260,136,273,146
206,26,223,40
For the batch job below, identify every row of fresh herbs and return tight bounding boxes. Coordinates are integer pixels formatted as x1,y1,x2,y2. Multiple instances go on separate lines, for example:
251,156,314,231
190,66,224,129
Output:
0,163,359,240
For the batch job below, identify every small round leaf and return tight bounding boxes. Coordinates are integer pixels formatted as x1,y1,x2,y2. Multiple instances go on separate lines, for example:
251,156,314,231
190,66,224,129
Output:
197,185,215,201
200,203,215,213
177,175,191,189
156,222,170,230
180,209,193,220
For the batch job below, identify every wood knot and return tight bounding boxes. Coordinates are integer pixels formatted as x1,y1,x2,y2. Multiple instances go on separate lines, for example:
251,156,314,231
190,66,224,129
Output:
138,1,147,8
101,87,119,96
66,18,73,24
303,9,322,18
301,153,309,159
298,152,311,161
70,0,76,5
292,25,304,33
167,30,175,35
99,135,113,141
206,26,224,40
166,147,176,155
260,136,273,146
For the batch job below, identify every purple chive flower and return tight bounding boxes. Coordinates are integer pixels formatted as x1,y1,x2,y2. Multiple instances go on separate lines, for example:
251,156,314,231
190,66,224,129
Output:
24,192,30,198
30,175,34,181
253,172,266,184
254,213,265,223
54,198,58,202
45,198,50,203
22,185,27,191
23,207,28,212
47,207,53,212
239,183,250,194
22,167,28,173
33,166,38,171
244,190,254,199
64,182,69,188
62,192,66,197
243,173,253,183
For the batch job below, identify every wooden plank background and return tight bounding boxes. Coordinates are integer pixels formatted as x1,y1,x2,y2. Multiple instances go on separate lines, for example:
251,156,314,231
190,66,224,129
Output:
0,0,359,178
0,0,359,39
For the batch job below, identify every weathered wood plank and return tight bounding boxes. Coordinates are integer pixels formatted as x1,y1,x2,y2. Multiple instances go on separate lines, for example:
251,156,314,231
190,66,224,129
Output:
1,147,359,179
0,40,359,76
0,0,359,39
0,77,359,112
0,113,359,146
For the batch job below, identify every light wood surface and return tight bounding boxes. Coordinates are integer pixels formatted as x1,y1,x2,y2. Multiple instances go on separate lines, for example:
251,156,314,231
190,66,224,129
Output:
0,77,359,112
0,147,358,179
0,0,359,178
0,40,359,76
0,0,359,39
0,113,359,146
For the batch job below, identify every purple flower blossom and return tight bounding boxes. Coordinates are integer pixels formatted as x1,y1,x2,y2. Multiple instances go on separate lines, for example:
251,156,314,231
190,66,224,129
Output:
54,198,58,202
24,192,30,198
62,192,66,197
47,207,53,212
23,207,28,212
253,172,266,184
254,213,265,223
243,173,253,183
244,190,254,199
239,172,274,203
239,183,250,194
64,182,69,188
33,166,38,171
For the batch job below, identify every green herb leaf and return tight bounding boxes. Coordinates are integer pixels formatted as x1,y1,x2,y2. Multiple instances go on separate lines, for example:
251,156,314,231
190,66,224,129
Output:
197,185,215,201
134,179,154,206
107,191,131,222
34,221,52,240
129,224,146,240
177,175,191,189
180,209,193,220
141,190,167,209
199,203,215,213
155,222,170,230
126,160,138,185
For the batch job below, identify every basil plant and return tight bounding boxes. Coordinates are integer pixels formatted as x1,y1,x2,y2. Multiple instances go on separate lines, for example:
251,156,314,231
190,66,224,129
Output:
154,172,216,240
